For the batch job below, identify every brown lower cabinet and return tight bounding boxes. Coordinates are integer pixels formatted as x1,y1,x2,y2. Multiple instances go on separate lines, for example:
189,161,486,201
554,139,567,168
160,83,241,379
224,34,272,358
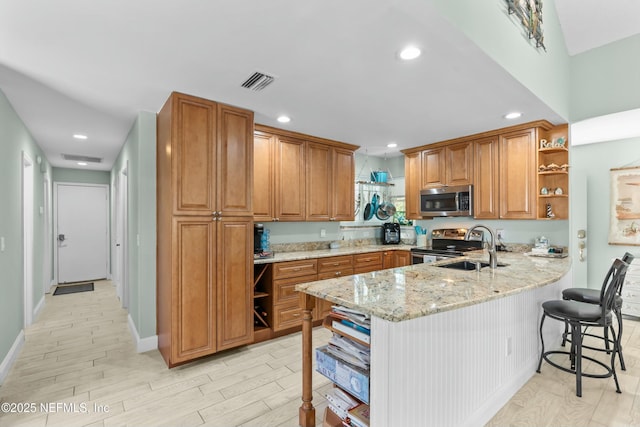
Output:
253,250,410,344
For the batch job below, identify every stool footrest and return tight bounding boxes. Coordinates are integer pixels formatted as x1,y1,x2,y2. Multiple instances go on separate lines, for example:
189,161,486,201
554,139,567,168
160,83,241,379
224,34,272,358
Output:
541,350,614,380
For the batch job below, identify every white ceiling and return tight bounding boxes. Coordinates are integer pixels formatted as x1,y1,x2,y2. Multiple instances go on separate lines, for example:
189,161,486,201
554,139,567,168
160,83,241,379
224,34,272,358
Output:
0,1,637,171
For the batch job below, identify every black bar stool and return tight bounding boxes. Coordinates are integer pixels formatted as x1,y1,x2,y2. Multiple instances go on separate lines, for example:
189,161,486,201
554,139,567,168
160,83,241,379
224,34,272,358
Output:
561,252,634,370
536,258,629,397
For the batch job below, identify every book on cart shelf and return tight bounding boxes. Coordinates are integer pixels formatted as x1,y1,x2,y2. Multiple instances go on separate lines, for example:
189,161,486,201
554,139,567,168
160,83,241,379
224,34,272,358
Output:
331,320,371,344
347,404,370,427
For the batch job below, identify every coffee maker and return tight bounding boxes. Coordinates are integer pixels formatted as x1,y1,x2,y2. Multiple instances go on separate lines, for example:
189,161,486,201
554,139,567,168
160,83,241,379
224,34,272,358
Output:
254,223,264,253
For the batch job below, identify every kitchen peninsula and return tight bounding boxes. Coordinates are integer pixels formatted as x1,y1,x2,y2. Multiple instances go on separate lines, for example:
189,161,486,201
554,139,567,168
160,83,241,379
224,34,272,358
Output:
296,251,571,427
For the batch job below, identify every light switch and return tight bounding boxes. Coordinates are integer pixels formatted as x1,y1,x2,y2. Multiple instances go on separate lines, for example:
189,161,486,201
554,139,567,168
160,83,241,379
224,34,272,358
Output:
1,237,5,252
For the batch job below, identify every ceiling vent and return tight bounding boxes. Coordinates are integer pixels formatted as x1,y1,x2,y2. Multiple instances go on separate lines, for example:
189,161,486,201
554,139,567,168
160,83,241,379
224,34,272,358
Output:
241,71,276,91
62,154,103,163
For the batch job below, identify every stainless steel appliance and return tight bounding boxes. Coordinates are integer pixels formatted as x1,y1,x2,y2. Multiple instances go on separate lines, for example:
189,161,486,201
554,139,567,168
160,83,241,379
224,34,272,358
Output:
419,185,473,217
410,227,483,264
382,223,401,244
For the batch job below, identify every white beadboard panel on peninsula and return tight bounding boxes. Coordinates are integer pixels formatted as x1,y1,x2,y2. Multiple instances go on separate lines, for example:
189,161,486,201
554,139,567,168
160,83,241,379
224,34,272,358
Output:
370,272,571,427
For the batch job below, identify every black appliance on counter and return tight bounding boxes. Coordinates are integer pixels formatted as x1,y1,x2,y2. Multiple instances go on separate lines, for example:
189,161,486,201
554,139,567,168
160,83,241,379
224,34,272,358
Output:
410,227,484,264
382,223,401,244
254,223,264,254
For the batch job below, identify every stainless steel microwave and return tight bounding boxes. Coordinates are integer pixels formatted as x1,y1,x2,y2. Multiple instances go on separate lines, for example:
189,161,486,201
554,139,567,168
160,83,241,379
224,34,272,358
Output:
419,185,473,217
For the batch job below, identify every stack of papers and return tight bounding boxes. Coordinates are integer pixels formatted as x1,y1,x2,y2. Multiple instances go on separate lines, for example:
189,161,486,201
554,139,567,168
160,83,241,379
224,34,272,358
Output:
327,333,370,370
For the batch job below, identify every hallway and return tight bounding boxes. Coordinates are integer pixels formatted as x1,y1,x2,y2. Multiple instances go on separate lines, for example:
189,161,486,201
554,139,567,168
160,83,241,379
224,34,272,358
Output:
1,281,639,426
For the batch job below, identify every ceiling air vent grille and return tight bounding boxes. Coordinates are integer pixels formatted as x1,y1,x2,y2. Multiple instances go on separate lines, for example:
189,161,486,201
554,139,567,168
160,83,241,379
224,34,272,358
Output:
62,154,103,163
241,71,275,91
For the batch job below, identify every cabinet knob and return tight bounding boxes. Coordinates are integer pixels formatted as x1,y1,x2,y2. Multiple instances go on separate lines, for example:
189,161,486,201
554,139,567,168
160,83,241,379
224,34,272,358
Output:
335,271,341,276
292,313,301,317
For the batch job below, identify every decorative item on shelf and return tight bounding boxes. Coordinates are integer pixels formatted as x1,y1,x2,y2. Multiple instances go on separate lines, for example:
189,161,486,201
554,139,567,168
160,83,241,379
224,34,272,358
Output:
538,164,547,172
540,139,548,149
554,187,564,195
560,163,569,171
546,163,560,171
546,203,555,219
540,187,549,195
553,137,566,148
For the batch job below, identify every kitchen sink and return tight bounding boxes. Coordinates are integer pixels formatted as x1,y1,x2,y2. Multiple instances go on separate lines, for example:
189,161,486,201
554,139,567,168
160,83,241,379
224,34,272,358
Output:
436,260,508,271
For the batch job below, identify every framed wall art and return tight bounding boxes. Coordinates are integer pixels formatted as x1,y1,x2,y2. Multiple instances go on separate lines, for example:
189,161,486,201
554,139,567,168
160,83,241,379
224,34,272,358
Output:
609,166,640,245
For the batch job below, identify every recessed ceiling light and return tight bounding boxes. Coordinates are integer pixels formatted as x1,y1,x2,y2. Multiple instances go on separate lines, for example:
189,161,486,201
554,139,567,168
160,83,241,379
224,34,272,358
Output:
77,162,88,166
387,143,398,148
504,112,522,120
277,115,291,123
73,134,88,140
399,46,421,60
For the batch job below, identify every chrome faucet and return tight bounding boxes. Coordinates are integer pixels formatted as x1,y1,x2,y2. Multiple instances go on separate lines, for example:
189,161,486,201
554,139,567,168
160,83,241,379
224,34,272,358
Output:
465,225,497,269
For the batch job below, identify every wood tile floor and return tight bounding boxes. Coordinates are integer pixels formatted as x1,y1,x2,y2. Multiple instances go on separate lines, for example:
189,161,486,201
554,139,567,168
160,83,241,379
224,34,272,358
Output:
0,280,638,426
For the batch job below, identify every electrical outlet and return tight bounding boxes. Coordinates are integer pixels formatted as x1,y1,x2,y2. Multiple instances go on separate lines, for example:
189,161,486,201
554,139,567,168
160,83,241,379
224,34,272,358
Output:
496,229,505,240
320,228,326,238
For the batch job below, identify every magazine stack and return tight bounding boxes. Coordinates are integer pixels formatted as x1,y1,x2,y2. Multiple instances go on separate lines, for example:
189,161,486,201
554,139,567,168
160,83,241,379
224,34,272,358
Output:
317,306,371,427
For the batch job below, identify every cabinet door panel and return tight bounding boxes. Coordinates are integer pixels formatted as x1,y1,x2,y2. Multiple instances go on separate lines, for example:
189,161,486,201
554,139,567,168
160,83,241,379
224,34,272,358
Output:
405,152,422,219
474,137,499,219
275,136,306,220
332,148,355,221
173,96,216,214
172,217,216,362
422,148,445,188
306,142,332,221
253,132,275,221
499,129,536,219
446,142,473,186
217,105,254,216
216,217,253,350
393,250,411,268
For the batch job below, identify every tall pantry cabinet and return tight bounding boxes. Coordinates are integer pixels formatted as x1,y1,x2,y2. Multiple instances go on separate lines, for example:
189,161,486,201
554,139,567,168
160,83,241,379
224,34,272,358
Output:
157,92,254,367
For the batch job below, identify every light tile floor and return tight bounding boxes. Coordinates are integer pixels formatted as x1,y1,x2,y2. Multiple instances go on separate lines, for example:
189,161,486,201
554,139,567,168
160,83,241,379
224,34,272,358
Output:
0,281,639,426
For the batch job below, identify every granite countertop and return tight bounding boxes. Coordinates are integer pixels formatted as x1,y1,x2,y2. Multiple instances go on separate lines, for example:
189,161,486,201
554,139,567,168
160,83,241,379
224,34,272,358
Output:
254,244,416,264
295,250,571,322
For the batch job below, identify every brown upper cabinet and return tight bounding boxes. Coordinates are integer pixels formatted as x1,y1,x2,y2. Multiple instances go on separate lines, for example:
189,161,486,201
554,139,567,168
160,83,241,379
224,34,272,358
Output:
473,136,500,218
403,120,566,221
497,128,538,219
306,142,355,221
253,131,306,221
421,141,473,189
253,124,358,222
156,92,254,367
404,151,422,220
161,94,253,217
421,147,445,188
445,141,474,186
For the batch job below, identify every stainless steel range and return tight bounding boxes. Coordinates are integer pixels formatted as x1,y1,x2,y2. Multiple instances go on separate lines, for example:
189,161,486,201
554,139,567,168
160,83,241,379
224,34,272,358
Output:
411,228,484,264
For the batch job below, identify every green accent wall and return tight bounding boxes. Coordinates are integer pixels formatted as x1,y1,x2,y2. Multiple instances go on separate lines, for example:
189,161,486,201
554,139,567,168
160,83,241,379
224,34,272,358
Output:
570,34,640,122
0,89,52,375
110,111,157,339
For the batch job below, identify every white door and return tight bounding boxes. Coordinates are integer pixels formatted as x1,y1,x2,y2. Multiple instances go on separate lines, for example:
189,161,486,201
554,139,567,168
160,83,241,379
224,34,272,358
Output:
113,166,128,308
56,183,109,283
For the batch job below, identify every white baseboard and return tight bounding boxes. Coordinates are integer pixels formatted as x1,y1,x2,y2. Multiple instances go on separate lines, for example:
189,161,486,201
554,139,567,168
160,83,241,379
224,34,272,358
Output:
0,330,25,385
46,279,56,294
33,295,45,321
127,314,158,353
